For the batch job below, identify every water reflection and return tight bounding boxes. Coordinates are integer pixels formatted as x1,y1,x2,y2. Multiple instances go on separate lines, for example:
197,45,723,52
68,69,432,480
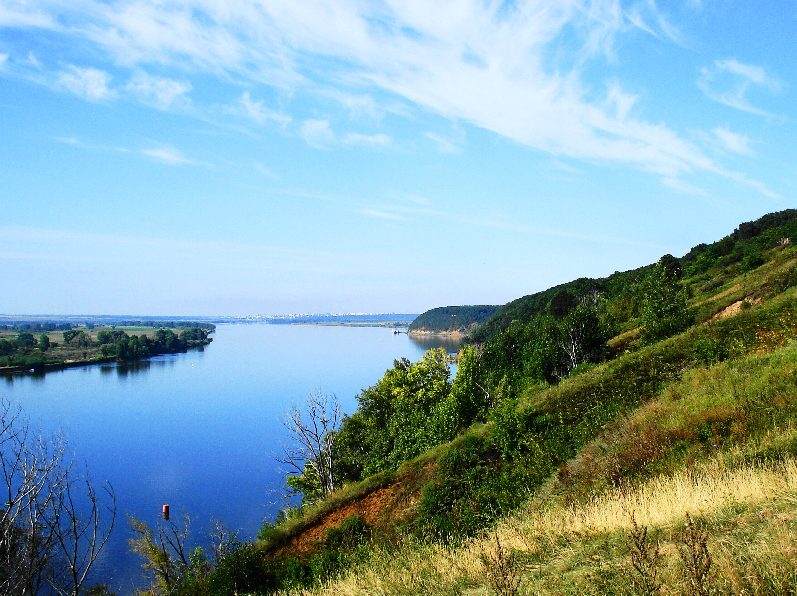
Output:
407,334,463,353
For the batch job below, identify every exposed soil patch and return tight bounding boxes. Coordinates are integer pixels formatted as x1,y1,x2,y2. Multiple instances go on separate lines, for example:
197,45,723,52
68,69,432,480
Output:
711,297,761,321
274,462,435,558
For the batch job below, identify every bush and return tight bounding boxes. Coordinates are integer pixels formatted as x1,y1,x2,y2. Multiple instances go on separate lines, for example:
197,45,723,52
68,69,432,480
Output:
415,433,528,541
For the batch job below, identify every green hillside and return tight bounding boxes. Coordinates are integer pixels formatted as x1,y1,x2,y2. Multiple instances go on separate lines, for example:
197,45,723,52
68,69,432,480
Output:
408,305,499,334
130,210,797,595
472,208,797,344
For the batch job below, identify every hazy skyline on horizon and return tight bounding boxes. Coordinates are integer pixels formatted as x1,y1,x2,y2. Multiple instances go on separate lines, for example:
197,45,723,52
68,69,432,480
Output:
1,1,795,315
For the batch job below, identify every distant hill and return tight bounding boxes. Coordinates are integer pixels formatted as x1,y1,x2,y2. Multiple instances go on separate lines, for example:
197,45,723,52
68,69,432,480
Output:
471,208,797,343
408,305,499,334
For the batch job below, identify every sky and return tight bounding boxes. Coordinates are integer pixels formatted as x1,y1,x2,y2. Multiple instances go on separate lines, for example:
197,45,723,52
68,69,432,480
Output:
0,0,795,316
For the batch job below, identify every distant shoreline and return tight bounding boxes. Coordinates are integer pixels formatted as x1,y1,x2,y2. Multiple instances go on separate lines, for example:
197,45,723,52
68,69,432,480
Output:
0,344,210,376
408,328,467,340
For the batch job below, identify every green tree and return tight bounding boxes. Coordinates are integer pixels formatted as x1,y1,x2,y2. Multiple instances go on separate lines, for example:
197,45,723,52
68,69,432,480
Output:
387,348,451,467
15,332,36,349
434,345,489,438
38,334,50,352
642,256,692,341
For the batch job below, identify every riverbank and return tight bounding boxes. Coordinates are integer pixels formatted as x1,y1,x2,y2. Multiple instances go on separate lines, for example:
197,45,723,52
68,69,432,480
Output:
0,326,213,376
0,343,211,376
407,328,467,341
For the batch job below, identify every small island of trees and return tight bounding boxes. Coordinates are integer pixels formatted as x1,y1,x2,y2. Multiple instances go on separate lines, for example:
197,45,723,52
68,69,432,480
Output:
0,324,214,374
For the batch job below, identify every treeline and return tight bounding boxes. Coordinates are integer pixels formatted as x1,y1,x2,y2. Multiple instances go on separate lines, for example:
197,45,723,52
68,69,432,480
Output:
408,305,498,333
0,320,74,332
96,327,212,361
472,208,797,343
0,326,213,370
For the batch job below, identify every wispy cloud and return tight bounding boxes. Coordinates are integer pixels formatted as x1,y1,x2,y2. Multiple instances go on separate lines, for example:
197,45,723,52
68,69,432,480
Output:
237,91,291,127
299,118,335,148
0,52,8,68
662,176,708,197
343,132,391,147
425,132,463,154
299,118,390,149
141,145,193,165
0,1,780,197
0,4,55,28
698,58,782,118
126,71,191,109
359,207,406,222
57,65,115,101
711,126,753,156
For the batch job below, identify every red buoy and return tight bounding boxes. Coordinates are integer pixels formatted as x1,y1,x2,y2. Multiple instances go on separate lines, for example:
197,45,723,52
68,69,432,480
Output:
162,504,170,521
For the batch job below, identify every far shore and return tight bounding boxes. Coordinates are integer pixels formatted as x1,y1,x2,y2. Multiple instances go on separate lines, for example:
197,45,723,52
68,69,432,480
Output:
408,328,467,340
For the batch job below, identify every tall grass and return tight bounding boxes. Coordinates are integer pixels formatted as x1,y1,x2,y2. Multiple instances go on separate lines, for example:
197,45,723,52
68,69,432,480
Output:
298,454,797,595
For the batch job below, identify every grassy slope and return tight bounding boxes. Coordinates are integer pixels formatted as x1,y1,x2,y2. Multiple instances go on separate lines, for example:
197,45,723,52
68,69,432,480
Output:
263,260,796,555
250,213,797,594
299,341,797,595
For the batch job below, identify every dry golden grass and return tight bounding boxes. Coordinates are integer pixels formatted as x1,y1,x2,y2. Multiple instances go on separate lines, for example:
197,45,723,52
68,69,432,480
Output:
297,455,797,595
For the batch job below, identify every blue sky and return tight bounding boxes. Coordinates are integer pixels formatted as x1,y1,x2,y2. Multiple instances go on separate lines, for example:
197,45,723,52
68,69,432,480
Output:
0,0,795,316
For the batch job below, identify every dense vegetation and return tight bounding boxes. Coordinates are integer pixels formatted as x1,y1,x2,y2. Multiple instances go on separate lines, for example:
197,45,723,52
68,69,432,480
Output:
408,305,499,334
0,325,213,372
128,209,797,595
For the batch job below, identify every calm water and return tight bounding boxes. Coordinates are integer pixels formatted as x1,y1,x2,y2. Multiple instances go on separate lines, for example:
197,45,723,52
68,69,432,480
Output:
1,323,457,593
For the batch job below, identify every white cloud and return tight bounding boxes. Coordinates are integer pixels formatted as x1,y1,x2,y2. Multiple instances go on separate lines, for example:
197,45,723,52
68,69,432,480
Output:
0,4,55,28
57,65,115,101
662,176,707,197
0,52,8,68
1,1,778,197
237,91,291,126
712,126,753,156
126,71,191,109
343,132,391,147
299,118,334,148
425,132,462,154
698,58,781,118
141,145,192,165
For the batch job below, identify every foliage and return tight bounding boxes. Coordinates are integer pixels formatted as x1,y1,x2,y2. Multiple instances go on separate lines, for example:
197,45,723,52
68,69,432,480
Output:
332,349,452,484
282,392,341,506
37,333,50,351
641,256,693,341
480,533,521,596
409,305,499,333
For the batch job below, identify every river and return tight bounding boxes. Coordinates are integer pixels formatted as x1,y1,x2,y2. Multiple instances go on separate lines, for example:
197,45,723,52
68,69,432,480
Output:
1,323,458,593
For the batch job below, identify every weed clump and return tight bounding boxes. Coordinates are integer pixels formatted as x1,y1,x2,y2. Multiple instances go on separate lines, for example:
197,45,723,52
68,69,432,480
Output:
626,513,662,595
480,533,521,596
677,513,712,596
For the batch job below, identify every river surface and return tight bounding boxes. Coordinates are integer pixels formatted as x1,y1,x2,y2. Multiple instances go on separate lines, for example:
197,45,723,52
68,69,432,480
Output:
0,323,458,593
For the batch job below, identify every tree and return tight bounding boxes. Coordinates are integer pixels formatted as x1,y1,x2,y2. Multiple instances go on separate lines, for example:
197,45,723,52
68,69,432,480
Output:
0,399,115,595
129,515,194,594
435,345,490,438
280,392,341,503
15,332,36,349
557,293,610,377
38,334,51,352
642,257,692,341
